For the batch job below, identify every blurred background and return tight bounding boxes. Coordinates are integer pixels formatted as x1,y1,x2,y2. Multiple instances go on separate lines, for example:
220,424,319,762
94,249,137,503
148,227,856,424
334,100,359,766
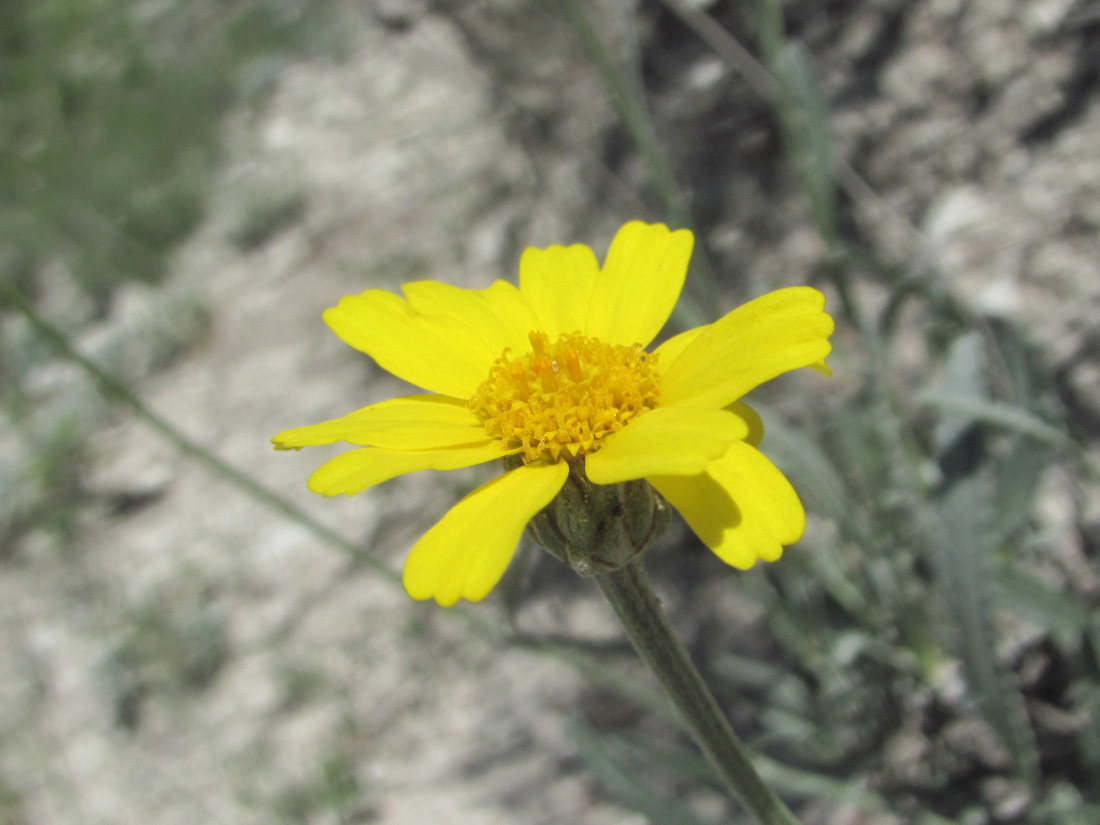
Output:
1,0,1099,823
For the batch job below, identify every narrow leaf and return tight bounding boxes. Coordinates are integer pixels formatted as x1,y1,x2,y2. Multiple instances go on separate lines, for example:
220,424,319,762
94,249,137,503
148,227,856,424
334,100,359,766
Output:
776,43,837,246
616,734,957,825
930,473,1040,788
570,719,713,825
994,436,1055,539
933,331,986,452
993,564,1090,638
917,391,1072,449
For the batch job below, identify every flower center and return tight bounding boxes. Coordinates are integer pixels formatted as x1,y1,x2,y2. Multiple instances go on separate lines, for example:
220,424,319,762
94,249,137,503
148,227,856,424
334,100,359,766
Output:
468,331,660,463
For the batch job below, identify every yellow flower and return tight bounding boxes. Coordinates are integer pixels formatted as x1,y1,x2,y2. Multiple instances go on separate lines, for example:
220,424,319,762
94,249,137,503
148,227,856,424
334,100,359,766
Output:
273,222,834,606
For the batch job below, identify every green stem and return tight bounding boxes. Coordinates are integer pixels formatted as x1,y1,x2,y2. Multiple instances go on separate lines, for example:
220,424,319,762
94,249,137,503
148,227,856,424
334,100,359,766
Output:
0,282,384,574
0,283,515,643
595,558,802,825
558,0,718,329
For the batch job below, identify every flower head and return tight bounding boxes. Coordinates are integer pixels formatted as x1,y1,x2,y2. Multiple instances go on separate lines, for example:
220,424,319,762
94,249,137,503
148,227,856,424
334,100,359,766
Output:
273,222,833,606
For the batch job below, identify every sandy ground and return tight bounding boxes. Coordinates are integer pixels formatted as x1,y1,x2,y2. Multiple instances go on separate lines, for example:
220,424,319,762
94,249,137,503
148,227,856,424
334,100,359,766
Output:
3,1,1099,823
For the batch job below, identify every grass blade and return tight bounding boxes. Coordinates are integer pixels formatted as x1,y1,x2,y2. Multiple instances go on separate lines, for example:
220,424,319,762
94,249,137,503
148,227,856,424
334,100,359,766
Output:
557,0,716,327
774,42,838,249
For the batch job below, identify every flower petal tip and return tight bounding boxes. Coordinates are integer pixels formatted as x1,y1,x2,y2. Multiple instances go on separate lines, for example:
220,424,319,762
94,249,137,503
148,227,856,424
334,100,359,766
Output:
757,543,786,564
587,221,695,347
401,461,569,607
402,577,465,608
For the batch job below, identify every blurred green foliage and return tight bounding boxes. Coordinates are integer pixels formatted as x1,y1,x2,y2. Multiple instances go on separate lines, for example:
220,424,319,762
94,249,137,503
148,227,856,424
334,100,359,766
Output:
0,0,335,307
104,605,229,730
0,0,340,549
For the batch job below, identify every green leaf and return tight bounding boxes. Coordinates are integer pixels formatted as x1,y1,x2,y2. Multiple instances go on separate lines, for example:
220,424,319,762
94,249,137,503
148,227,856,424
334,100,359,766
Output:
917,391,1073,450
933,332,987,452
993,436,1056,539
616,735,958,825
1073,682,1100,774
775,42,837,247
992,564,1090,640
929,473,1040,788
755,408,852,525
569,719,714,825
754,755,956,825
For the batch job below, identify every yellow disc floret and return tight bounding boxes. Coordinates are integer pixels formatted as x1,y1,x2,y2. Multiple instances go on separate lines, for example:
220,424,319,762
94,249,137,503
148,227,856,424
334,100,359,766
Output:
469,331,660,463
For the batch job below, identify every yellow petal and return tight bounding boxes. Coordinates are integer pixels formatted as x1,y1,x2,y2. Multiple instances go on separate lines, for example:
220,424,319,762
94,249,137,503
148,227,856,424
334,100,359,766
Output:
659,287,833,409
586,222,694,347
307,442,513,497
518,243,600,339
708,441,805,547
272,394,487,451
584,407,748,484
403,460,569,606
652,324,706,373
323,290,495,398
712,500,778,568
650,441,805,569
402,280,540,358
648,472,744,560
726,401,764,448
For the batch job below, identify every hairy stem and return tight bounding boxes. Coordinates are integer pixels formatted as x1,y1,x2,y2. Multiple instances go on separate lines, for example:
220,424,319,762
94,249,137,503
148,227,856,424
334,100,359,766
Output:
595,558,802,825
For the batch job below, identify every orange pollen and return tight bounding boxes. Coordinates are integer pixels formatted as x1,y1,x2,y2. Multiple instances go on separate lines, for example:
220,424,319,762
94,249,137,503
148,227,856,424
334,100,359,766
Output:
468,331,660,463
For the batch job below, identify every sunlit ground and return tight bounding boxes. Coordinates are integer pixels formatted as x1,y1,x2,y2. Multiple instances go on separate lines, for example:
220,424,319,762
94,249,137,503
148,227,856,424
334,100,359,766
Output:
1,1,1098,823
